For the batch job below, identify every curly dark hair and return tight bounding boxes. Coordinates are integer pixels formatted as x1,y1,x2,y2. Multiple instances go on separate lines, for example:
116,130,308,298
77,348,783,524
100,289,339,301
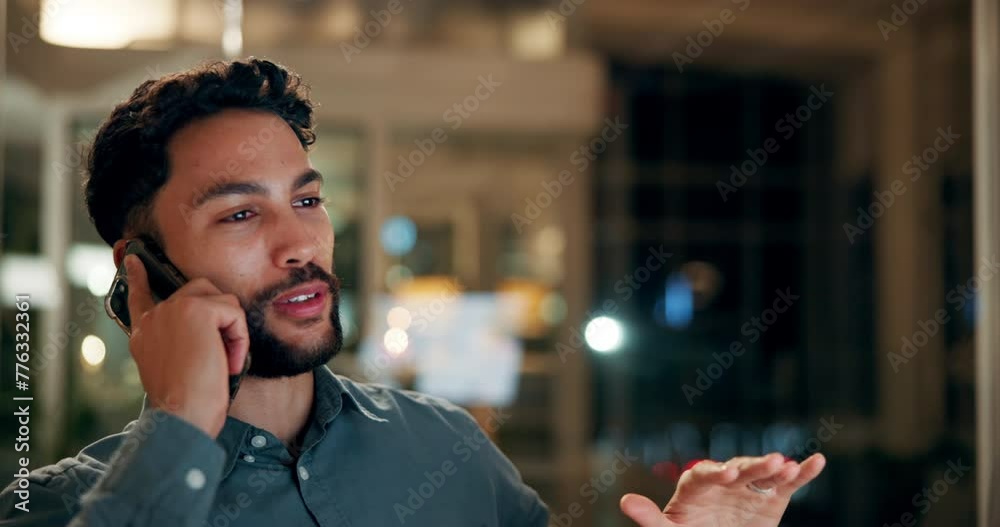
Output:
84,57,317,246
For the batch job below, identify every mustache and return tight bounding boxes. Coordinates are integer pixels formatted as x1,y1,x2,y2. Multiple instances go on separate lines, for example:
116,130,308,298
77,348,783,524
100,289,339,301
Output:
248,263,340,307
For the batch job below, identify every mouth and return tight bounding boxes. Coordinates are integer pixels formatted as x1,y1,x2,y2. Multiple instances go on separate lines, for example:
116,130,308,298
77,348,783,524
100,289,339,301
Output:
270,281,329,319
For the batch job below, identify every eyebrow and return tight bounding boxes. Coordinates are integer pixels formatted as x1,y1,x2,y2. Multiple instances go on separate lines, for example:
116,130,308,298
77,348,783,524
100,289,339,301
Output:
191,169,324,210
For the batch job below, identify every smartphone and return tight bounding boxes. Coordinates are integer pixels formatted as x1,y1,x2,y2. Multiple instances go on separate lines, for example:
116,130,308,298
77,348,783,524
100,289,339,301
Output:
104,237,250,402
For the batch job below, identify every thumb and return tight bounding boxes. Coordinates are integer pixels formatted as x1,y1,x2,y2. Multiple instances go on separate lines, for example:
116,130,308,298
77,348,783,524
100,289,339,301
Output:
620,493,671,527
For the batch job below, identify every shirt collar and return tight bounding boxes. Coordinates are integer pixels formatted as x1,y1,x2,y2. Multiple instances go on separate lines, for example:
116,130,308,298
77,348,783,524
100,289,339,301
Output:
138,365,387,479
313,364,389,426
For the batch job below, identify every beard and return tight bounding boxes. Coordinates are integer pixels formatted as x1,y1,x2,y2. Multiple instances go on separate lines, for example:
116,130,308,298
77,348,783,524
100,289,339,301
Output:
240,263,343,378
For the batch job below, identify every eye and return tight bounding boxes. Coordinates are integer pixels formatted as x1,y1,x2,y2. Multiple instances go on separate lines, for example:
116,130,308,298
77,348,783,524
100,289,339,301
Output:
296,196,328,208
222,209,257,223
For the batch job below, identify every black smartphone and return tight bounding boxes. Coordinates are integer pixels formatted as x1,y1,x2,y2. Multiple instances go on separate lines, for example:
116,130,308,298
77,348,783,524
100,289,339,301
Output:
104,237,250,402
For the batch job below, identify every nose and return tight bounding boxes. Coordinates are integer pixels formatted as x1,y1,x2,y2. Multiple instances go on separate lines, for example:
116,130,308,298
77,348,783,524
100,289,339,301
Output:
271,214,322,269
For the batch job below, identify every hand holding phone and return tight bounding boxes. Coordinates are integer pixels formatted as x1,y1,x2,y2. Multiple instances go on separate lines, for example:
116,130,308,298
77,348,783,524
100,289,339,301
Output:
105,239,251,403
105,239,251,438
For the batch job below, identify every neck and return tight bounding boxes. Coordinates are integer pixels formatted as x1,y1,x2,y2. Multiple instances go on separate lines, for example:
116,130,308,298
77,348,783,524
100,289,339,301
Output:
228,370,315,449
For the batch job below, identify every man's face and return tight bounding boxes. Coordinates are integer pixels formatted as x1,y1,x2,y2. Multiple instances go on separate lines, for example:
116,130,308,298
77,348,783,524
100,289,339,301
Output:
144,108,340,378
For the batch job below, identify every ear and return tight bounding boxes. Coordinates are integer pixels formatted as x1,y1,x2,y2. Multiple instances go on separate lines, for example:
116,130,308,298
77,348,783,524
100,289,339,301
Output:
112,239,130,268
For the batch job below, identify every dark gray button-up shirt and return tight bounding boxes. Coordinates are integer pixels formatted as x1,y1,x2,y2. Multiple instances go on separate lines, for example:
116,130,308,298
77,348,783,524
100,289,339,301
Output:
0,366,548,526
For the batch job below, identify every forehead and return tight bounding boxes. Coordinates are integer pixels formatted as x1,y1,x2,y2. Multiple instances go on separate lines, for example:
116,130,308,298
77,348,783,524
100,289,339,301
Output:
164,108,310,193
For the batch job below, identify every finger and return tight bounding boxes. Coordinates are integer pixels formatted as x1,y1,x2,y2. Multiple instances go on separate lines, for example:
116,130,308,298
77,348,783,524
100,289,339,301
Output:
674,459,739,501
772,459,802,485
751,460,801,494
619,493,670,527
208,300,250,376
785,453,826,490
227,343,250,377
174,295,250,374
125,254,155,322
687,459,739,485
732,453,785,485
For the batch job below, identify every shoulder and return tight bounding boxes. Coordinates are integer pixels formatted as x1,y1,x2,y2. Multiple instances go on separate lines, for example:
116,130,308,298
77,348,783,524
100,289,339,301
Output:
334,376,550,525
0,427,130,515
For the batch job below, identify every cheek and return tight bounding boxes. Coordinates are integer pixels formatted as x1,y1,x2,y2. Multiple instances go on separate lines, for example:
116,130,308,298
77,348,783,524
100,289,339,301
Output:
198,241,271,296
231,248,271,283
308,219,336,259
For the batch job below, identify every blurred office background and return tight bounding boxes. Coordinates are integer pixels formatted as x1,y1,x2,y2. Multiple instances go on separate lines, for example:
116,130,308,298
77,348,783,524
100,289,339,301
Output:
0,0,990,525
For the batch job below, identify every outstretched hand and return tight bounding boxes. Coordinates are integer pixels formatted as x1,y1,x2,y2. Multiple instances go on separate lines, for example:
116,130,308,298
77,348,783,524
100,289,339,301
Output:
619,453,826,527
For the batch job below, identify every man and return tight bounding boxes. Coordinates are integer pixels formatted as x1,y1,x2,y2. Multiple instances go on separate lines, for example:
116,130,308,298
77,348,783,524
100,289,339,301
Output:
0,58,824,526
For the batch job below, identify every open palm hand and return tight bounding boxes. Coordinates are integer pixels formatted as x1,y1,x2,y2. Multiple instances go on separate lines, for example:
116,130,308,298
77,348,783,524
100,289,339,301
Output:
619,453,826,527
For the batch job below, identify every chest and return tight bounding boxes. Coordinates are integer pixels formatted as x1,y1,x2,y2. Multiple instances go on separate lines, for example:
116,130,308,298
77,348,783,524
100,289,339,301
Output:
209,437,501,527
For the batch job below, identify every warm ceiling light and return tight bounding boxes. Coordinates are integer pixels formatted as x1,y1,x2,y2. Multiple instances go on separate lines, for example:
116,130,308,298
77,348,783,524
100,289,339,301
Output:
40,0,178,49
510,11,565,60
324,0,361,41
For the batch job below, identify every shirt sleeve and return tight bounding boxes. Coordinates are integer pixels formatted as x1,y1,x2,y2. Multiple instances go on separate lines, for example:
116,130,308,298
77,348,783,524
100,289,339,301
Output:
480,434,550,527
445,406,549,527
0,409,226,527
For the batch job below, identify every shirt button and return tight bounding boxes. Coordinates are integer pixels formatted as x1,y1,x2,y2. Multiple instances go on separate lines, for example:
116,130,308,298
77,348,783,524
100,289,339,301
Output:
298,466,310,480
185,468,206,490
243,454,256,463
250,435,267,448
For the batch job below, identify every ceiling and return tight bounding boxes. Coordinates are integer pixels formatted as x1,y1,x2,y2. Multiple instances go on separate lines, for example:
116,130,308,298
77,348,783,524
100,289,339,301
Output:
3,0,969,95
